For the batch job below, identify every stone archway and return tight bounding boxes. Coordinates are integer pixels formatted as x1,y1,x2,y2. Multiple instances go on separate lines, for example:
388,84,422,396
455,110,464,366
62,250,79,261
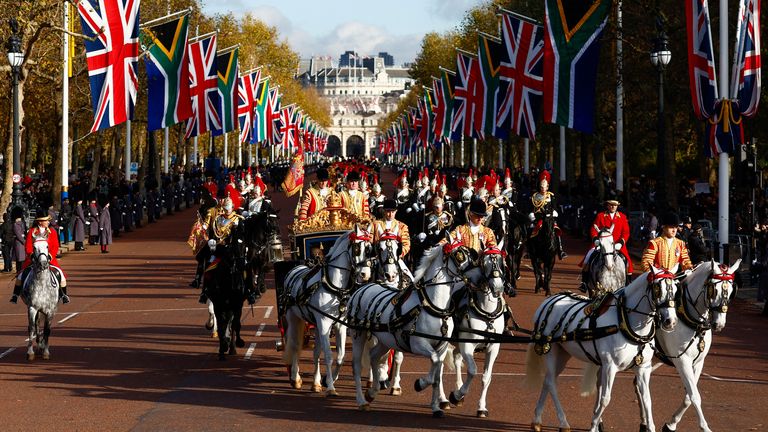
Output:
346,135,364,158
325,135,342,157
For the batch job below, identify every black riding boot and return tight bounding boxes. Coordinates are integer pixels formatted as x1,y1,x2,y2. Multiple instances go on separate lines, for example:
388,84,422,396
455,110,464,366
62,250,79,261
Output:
557,235,567,260
198,288,208,304
60,286,70,304
579,271,590,293
9,282,21,303
75,241,85,251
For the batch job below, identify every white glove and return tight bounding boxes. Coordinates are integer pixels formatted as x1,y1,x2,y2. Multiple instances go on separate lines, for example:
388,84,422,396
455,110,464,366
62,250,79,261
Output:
528,212,535,222
420,203,425,210
456,202,462,209
405,207,412,213
553,210,559,218
411,203,420,212
614,243,622,251
417,233,427,242
593,239,600,246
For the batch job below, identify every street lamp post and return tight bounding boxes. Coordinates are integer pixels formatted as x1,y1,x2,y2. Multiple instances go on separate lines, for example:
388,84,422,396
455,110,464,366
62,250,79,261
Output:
6,19,24,214
650,20,671,211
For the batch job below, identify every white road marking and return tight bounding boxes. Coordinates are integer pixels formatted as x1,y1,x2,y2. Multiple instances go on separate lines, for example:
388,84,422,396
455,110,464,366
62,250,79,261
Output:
0,347,15,359
58,312,79,324
703,373,768,385
255,323,266,337
264,306,273,319
244,343,256,360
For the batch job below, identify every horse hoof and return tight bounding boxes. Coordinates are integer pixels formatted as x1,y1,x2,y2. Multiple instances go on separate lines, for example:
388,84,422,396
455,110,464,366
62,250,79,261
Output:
597,422,604,432
311,383,322,393
212,331,218,339
449,391,464,406
364,389,376,403
379,380,389,390
358,403,370,412
432,410,444,419
639,425,648,432
27,353,35,362
294,377,303,389
477,409,488,418
531,423,542,432
42,352,50,360
235,338,245,348
661,424,674,432
389,387,402,396
439,401,450,410
414,378,426,393
205,316,214,330
326,389,339,397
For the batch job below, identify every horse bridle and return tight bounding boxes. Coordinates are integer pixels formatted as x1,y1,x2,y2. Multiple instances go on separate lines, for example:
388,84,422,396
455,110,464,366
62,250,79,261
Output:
624,270,678,319
474,249,506,297
375,235,403,283
32,239,51,268
597,230,616,258
325,231,373,289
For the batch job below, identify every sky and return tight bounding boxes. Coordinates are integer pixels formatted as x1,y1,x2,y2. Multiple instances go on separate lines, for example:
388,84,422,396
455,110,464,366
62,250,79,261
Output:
200,0,484,65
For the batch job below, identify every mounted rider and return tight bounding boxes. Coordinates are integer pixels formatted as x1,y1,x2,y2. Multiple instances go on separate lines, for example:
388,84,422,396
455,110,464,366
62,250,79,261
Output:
225,174,243,211
198,197,244,304
298,167,331,220
421,196,454,248
246,174,271,215
371,199,413,287
529,170,567,260
203,170,218,197
10,209,69,304
641,212,693,274
501,168,517,203
579,199,633,292
339,170,370,218
446,198,497,254
368,175,385,220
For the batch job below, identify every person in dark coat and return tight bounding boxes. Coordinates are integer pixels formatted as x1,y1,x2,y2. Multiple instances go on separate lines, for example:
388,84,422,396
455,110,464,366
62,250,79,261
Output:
687,223,709,265
1,209,20,272
88,198,100,244
109,196,122,237
12,212,27,272
133,190,144,228
59,198,73,244
98,200,113,253
73,199,87,251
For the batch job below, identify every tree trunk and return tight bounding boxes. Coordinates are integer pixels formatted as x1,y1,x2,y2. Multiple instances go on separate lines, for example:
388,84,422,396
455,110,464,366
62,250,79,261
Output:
0,71,26,218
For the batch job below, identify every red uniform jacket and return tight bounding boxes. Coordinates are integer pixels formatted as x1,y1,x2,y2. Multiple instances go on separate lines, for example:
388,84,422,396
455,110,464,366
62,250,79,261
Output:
588,211,633,272
22,226,61,270
203,181,218,197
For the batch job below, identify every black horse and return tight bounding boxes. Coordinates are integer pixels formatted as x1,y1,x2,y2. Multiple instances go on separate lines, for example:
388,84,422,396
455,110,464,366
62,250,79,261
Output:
506,208,529,282
527,214,557,296
204,224,248,360
241,208,280,302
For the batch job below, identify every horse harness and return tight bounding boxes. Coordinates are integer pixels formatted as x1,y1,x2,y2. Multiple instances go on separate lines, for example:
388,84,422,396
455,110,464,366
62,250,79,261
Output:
532,272,678,368
653,269,735,366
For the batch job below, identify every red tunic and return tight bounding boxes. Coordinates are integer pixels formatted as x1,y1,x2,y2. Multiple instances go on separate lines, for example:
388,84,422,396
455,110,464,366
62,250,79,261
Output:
22,226,61,270
588,211,633,272
203,181,218,197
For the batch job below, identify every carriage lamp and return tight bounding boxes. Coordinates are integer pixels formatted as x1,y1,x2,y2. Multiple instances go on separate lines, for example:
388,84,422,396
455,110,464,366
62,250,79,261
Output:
268,233,284,262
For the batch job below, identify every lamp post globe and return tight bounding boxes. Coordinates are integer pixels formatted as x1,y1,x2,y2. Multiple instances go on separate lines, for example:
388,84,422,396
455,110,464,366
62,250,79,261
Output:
651,28,671,210
6,19,25,217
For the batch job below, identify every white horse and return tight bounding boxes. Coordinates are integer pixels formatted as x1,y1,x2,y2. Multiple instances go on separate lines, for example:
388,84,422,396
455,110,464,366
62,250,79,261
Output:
22,235,61,361
371,234,415,395
585,227,627,297
637,259,740,432
526,265,681,432
282,224,373,395
449,246,508,418
349,239,483,417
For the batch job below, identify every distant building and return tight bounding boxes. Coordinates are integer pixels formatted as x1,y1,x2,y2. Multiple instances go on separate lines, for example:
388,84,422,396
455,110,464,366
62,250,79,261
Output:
298,53,415,158
339,50,361,68
377,52,394,67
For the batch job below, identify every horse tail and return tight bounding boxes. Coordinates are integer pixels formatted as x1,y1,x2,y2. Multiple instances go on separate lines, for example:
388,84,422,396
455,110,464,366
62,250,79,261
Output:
524,343,545,389
580,362,599,396
282,317,306,366
442,344,455,373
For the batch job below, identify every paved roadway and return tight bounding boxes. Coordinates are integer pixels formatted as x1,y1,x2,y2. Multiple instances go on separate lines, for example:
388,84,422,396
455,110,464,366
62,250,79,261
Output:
1,169,766,431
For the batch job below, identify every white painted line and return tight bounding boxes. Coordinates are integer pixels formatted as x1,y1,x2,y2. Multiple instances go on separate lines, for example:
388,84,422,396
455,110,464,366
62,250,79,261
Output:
703,373,768,385
255,323,266,337
244,343,256,360
0,347,15,359
58,312,79,324
264,306,273,319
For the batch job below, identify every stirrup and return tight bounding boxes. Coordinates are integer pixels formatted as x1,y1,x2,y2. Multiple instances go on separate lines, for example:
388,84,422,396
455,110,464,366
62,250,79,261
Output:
61,294,70,304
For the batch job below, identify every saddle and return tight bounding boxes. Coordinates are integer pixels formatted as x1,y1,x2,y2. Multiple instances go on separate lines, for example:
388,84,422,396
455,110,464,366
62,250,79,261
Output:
22,266,62,294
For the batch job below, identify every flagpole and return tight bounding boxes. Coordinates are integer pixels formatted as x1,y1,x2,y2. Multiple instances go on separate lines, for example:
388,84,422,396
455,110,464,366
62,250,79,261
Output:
460,136,465,167
498,138,503,170
163,127,169,174
718,0,729,261
238,140,243,166
616,0,624,192
472,138,477,168
559,126,566,182
61,1,70,205
125,120,131,181
193,137,198,166
223,133,228,167
524,138,530,174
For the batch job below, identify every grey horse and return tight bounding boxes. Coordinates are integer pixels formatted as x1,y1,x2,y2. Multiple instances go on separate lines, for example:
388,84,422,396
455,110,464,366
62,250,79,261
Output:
22,235,60,361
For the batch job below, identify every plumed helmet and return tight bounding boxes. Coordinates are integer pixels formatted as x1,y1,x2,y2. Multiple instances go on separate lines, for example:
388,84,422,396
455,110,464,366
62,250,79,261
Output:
538,170,551,184
220,197,233,208
372,183,382,193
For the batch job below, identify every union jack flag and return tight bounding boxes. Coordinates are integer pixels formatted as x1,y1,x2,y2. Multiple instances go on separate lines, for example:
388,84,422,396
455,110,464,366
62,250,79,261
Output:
451,52,482,141
686,0,719,120
279,105,299,150
237,68,261,144
497,10,544,141
77,0,140,133
185,34,221,138
731,0,761,118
